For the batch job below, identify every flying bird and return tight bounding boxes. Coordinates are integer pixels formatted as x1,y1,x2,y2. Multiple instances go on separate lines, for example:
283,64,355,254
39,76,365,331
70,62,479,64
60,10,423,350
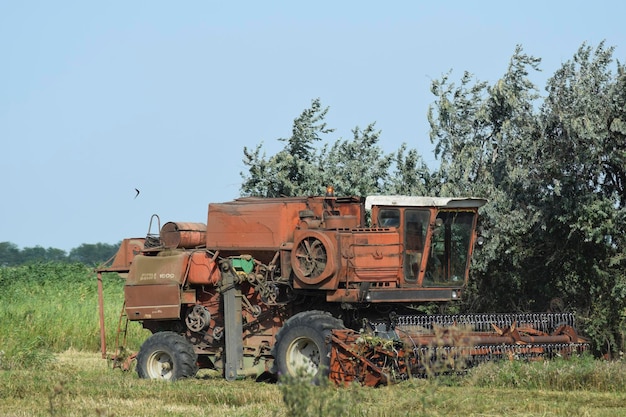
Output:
134,188,140,199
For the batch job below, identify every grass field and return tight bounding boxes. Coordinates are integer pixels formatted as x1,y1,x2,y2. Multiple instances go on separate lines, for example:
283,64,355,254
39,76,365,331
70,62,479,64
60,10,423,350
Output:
1,350,626,417
1,263,626,416
0,262,149,369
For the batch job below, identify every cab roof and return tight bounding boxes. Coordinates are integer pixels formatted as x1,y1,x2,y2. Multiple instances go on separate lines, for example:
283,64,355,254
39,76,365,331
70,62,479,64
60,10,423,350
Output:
365,195,487,210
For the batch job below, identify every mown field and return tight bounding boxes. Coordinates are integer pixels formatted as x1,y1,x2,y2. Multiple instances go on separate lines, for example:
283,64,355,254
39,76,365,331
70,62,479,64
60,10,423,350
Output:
1,263,626,417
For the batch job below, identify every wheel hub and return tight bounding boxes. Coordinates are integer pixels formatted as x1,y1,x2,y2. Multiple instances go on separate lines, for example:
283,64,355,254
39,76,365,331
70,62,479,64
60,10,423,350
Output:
286,336,320,376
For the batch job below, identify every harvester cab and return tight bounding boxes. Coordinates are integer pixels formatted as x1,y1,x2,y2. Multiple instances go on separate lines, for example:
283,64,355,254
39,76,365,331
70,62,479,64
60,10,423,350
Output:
365,196,486,298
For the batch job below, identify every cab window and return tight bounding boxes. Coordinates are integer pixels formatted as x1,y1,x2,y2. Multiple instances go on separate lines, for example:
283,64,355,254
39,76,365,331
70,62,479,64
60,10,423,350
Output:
378,209,400,227
424,211,475,286
404,209,430,281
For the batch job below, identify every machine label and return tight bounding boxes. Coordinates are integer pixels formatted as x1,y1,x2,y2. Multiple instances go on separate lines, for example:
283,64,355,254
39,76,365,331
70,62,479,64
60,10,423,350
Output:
139,272,177,281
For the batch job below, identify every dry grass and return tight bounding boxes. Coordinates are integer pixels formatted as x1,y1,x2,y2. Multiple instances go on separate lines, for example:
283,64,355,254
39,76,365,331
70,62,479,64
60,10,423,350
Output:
1,350,626,417
0,350,284,417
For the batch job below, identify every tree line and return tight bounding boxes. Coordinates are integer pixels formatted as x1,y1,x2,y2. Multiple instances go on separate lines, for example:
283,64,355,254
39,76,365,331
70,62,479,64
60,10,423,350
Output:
240,41,626,356
0,241,119,266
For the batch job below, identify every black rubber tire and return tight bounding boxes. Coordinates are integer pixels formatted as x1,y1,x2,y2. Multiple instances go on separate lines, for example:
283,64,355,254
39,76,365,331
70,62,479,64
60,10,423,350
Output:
272,310,344,382
136,331,198,381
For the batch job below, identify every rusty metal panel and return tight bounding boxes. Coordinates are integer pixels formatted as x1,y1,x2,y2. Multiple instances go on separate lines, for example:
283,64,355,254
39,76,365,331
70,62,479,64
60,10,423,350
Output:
367,288,459,302
125,284,181,320
126,252,188,286
186,251,221,285
206,199,308,250
324,215,358,229
346,230,401,282
124,252,188,320
96,238,145,273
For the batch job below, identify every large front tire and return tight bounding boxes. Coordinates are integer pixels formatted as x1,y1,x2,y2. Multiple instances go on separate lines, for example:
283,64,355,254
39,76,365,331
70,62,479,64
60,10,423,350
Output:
136,332,198,381
273,311,344,382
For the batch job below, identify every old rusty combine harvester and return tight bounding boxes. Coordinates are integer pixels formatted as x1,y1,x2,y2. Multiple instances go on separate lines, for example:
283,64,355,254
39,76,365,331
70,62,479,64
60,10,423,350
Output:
96,192,588,386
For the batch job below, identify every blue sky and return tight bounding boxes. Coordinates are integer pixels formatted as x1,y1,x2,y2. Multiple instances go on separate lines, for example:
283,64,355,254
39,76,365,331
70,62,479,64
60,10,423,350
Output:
1,1,624,251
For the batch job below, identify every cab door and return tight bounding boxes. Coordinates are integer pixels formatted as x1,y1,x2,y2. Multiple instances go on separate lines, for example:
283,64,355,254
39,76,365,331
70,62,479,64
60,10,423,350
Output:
376,207,432,287
402,209,431,286
423,210,477,287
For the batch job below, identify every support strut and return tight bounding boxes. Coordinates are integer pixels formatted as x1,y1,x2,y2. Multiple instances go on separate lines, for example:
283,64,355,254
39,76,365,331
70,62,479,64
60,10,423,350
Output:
222,265,244,381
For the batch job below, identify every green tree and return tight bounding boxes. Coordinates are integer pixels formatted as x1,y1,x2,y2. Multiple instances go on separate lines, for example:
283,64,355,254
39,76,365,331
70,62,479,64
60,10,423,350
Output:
536,41,626,353
428,46,545,312
0,242,21,266
43,247,68,262
19,246,68,264
19,246,48,263
387,144,434,195
240,98,334,197
428,41,626,354
317,123,393,196
241,99,431,198
68,243,119,265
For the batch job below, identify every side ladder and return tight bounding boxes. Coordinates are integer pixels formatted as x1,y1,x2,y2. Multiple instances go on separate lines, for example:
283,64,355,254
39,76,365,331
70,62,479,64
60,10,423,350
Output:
111,302,135,370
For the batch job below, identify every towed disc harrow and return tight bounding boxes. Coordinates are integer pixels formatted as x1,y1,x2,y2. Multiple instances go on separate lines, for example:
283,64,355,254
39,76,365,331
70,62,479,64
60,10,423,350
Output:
328,312,589,387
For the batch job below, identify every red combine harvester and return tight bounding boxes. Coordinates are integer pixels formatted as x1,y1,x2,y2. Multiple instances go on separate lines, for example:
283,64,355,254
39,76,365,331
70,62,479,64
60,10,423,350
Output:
96,191,587,386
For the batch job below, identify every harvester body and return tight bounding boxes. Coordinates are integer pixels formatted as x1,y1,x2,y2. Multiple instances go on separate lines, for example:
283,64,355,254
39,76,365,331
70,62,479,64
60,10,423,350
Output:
96,193,586,385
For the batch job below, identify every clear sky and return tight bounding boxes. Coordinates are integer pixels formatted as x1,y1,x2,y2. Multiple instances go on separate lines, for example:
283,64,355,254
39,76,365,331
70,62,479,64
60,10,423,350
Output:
1,1,624,252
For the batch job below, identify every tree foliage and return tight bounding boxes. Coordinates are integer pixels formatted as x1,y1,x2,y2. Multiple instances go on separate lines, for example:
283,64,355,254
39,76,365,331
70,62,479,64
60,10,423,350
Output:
428,42,626,354
428,46,546,312
240,98,336,197
240,98,432,198
0,241,120,266
68,243,120,265
317,124,393,196
536,42,626,352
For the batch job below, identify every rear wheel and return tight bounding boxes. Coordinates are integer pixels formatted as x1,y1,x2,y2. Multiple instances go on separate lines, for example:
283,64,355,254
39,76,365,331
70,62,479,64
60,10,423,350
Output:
273,311,344,382
136,331,198,381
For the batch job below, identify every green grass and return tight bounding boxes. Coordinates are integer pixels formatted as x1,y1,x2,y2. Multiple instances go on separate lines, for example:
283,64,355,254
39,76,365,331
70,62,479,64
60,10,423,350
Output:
0,262,148,370
2,262,626,416
463,354,626,392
